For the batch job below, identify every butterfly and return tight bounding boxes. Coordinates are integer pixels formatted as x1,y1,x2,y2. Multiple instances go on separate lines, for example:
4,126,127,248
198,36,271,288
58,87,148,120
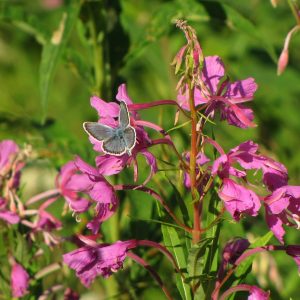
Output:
83,101,136,156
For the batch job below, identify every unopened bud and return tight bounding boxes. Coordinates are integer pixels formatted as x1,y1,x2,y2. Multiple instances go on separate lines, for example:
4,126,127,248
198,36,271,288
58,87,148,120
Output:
277,48,289,75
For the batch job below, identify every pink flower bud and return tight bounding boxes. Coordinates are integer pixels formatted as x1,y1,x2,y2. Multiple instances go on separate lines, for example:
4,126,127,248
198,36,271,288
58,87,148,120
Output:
277,48,289,75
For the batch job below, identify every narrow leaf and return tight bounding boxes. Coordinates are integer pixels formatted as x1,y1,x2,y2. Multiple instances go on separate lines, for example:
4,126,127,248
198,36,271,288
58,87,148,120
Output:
39,1,81,123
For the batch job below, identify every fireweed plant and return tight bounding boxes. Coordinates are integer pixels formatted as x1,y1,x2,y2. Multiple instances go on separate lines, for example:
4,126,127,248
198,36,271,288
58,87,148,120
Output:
1,21,300,299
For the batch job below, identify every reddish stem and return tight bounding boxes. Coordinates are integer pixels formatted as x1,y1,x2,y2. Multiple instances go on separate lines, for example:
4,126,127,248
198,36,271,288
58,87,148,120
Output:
136,240,181,274
187,82,201,244
219,284,254,300
114,184,192,233
129,100,191,119
212,245,284,300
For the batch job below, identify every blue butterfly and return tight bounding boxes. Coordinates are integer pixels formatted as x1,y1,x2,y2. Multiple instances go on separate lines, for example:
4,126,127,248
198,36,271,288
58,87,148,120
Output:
83,101,136,156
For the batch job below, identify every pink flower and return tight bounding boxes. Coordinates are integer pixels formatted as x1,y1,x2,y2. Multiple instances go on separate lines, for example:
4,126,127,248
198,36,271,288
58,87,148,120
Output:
217,238,250,283
218,178,261,221
177,56,257,128
212,141,288,191
36,210,62,232
11,262,29,297
248,285,270,300
58,157,118,234
89,84,157,182
57,161,91,213
264,185,300,243
0,140,23,190
222,238,250,265
63,240,137,287
0,197,20,224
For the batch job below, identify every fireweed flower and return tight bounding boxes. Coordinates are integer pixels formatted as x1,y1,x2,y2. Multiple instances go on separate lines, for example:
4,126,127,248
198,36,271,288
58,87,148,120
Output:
10,262,30,297
57,161,91,213
264,185,300,243
217,238,250,283
218,178,261,221
0,139,23,190
0,197,20,224
222,238,250,265
177,56,257,128
63,240,137,287
212,140,288,191
88,84,157,183
58,156,118,234
211,140,289,221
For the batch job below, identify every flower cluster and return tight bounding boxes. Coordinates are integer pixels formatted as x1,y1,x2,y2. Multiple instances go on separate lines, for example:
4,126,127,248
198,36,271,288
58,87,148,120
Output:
2,20,300,300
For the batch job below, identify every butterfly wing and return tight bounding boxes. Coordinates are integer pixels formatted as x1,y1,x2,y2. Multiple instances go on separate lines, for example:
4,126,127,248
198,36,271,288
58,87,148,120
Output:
83,122,115,141
102,136,127,156
119,101,130,129
123,126,136,151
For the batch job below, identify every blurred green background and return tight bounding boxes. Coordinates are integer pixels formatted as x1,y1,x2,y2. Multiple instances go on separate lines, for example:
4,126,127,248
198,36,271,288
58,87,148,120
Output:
0,0,300,299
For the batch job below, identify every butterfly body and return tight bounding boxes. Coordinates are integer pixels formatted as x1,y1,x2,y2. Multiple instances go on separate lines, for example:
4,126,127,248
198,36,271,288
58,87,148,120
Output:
83,101,136,156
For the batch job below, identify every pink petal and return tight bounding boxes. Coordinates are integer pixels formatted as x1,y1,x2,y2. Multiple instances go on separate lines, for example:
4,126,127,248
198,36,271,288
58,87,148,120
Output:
89,181,116,204
225,78,257,101
265,208,285,244
219,178,261,220
264,187,289,214
63,240,137,287
0,140,19,170
0,210,20,224
96,155,127,176
11,263,29,297
116,84,133,105
74,156,99,177
90,96,119,119
201,56,225,95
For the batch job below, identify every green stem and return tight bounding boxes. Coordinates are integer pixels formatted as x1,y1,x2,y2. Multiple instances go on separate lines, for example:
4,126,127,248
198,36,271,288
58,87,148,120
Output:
88,7,103,95
287,0,300,24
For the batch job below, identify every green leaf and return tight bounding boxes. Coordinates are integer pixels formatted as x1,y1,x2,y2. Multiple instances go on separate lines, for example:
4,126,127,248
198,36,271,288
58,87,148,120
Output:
0,4,47,44
201,190,222,299
187,238,213,279
235,231,273,277
165,175,191,226
39,1,81,123
156,203,192,300
14,232,30,267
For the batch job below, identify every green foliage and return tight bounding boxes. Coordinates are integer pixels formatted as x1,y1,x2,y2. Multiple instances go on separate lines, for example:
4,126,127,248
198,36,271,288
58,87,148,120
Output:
0,0,300,299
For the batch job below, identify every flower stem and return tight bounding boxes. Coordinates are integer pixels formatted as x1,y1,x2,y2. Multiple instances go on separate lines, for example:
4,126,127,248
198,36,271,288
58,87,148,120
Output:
212,245,282,299
187,81,201,243
114,184,192,233
219,284,253,300
136,240,181,274
287,0,300,25
26,189,60,206
128,252,174,300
